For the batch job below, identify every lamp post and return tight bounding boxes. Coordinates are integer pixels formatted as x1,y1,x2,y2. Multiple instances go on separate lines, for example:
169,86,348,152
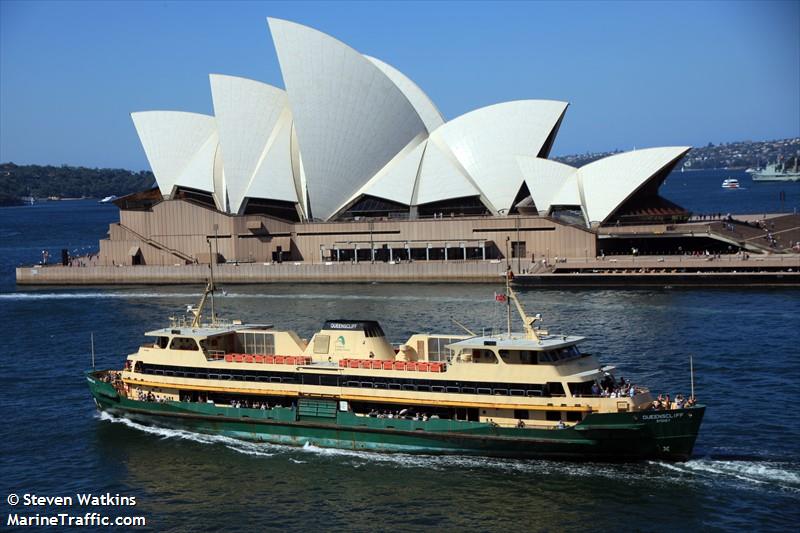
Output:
213,223,219,264
515,215,521,273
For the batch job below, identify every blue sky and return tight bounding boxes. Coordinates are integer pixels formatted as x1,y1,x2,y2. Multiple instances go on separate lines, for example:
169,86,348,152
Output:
1,0,798,170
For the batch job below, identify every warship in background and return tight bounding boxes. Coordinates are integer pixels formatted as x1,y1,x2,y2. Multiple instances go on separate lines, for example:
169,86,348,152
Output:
751,156,800,182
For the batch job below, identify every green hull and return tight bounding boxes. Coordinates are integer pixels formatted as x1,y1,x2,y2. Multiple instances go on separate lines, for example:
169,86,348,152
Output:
87,373,704,462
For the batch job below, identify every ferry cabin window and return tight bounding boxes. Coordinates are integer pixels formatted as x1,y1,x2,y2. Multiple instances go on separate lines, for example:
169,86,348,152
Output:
499,350,538,364
314,335,330,354
546,411,562,422
236,332,275,355
169,337,199,351
427,337,460,362
544,382,565,396
568,382,595,397
203,333,236,354
155,337,169,349
471,349,498,364
566,411,583,422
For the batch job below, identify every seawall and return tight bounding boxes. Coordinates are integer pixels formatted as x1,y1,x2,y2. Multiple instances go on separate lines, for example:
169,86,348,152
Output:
15,261,509,285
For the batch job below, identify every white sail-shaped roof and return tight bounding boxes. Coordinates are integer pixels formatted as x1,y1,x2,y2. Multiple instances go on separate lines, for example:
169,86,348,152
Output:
340,135,427,211
210,74,296,214
550,172,583,208
414,139,481,205
244,109,297,206
429,100,568,214
579,146,691,224
365,56,445,134
516,156,577,214
131,111,217,198
173,132,219,195
268,18,428,220
212,142,227,212
130,18,695,227
289,124,308,218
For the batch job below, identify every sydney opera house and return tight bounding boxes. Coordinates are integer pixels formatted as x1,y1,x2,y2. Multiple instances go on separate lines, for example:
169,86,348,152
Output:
99,18,696,268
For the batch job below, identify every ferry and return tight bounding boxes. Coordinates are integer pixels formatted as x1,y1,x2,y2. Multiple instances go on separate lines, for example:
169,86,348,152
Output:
87,275,705,461
721,178,741,189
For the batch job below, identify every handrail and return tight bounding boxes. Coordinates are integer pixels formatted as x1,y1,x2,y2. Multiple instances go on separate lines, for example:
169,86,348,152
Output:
118,223,196,262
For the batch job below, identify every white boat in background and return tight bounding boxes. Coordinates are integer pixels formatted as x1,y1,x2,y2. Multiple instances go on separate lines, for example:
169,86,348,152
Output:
99,195,118,204
721,178,741,189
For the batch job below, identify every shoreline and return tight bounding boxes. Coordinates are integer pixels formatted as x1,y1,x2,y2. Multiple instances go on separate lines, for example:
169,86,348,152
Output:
15,254,800,287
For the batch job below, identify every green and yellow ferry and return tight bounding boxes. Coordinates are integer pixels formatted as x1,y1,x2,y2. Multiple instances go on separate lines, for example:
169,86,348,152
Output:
87,278,704,461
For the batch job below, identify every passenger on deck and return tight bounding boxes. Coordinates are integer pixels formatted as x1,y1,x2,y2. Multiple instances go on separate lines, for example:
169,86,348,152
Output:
516,419,526,428
652,399,662,410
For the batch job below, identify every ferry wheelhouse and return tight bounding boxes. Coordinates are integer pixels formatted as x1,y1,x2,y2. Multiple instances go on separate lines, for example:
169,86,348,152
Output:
88,278,704,461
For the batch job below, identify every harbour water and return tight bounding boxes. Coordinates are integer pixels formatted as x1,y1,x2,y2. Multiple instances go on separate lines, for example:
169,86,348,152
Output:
1,169,799,531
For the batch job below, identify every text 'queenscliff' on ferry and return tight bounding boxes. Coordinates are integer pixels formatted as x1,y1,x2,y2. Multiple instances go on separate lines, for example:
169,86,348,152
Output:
87,275,705,462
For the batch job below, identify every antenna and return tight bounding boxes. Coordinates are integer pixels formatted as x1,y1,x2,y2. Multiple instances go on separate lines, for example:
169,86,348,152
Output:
91,332,95,370
207,238,216,325
690,354,695,400
505,267,512,337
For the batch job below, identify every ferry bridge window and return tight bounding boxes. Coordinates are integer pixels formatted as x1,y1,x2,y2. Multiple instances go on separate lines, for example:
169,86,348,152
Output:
236,332,275,355
169,337,199,351
540,346,582,363
155,337,169,349
499,350,538,364
556,346,581,360
427,337,460,362
364,324,386,338
472,349,498,364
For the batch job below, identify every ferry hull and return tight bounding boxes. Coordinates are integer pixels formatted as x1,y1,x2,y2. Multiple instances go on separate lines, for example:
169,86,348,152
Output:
88,374,704,462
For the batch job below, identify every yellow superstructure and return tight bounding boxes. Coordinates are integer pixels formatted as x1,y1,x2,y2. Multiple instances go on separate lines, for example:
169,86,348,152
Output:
119,280,654,429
